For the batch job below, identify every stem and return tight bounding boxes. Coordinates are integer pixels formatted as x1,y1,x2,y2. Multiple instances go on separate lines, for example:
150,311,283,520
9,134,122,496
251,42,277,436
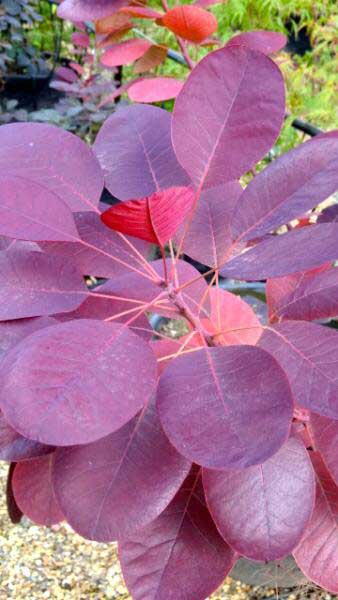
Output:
175,268,215,293
157,345,202,362
176,37,195,70
116,232,160,279
160,245,169,284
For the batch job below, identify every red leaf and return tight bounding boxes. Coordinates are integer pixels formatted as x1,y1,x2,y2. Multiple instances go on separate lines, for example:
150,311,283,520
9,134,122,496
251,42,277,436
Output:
127,77,184,102
12,455,63,526
207,287,263,345
119,467,235,600
309,414,338,485
101,186,195,246
101,39,151,66
204,437,315,560
225,30,287,55
120,6,163,19
161,6,217,43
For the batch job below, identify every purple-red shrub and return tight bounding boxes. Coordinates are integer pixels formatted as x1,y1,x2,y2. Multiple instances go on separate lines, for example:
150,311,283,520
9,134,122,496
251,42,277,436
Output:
0,41,337,598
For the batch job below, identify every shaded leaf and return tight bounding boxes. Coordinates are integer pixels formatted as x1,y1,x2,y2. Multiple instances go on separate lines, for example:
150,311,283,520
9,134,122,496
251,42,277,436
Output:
133,45,167,74
157,345,293,469
120,6,162,19
318,204,338,223
230,556,306,588
0,412,53,462
204,437,315,561
0,320,157,446
309,414,338,485
71,32,90,47
172,45,285,190
6,463,23,524
225,30,287,55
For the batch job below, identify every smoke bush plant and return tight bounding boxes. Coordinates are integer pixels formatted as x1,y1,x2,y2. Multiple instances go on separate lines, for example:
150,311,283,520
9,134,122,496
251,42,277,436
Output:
0,41,338,599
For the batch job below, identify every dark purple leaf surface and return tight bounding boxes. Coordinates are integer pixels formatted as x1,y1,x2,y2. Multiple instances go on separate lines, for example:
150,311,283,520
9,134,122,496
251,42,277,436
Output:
6,463,23,524
93,105,190,200
0,250,88,320
172,45,285,190
259,321,338,419
266,266,338,322
0,175,78,242
221,224,338,280
176,182,243,268
0,320,157,446
52,401,191,542
157,345,293,469
0,316,56,359
119,467,235,600
40,212,151,279
0,412,52,462
203,437,315,561
230,132,338,243
309,414,338,485
0,123,104,212
318,204,338,223
225,30,287,54
58,0,127,20
12,455,63,526
293,453,338,594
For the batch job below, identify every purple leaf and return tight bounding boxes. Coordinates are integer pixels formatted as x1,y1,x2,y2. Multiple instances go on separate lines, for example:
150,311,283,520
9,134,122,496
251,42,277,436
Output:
318,204,338,223
203,437,315,561
119,467,235,600
0,175,78,242
58,0,128,20
0,316,56,359
12,455,64,526
221,224,338,280
259,321,338,419
0,123,104,212
93,104,190,201
293,453,338,594
6,463,23,524
176,181,243,268
225,30,287,55
230,132,338,243
172,45,285,190
157,345,293,469
0,250,88,320
0,412,53,462
0,320,157,446
309,414,338,485
52,401,191,542
40,212,151,279
266,265,338,322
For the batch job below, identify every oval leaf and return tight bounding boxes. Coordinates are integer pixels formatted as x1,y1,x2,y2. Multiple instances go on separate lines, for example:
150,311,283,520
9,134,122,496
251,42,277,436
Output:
127,77,184,103
161,6,217,43
225,30,287,55
203,437,315,561
157,345,293,469
93,104,190,200
0,175,78,242
101,187,195,245
0,122,104,212
119,467,235,600
259,321,338,419
293,453,338,594
58,0,128,20
12,455,63,526
133,45,168,74
0,320,157,446
0,412,53,462
52,401,191,542
101,39,151,67
309,413,338,485
207,287,263,345
172,45,285,190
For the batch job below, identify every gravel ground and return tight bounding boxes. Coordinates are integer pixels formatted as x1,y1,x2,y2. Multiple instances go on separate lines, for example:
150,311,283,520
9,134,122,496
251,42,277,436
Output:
0,463,335,600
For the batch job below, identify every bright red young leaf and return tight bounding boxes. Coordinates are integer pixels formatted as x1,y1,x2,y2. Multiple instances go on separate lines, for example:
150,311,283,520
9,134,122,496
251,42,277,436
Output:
101,39,151,67
101,187,195,245
160,6,218,43
221,224,338,280
12,455,63,526
266,265,338,322
172,45,285,190
0,175,78,242
206,288,263,345
58,0,128,20
225,30,287,55
309,414,338,485
230,132,338,243
119,467,236,600
40,211,151,279
0,123,104,212
157,345,293,469
293,453,338,594
203,437,315,561
93,104,190,200
259,321,338,419
0,250,88,320
175,181,243,268
127,77,184,103
0,320,157,446
52,401,191,542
